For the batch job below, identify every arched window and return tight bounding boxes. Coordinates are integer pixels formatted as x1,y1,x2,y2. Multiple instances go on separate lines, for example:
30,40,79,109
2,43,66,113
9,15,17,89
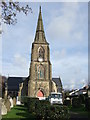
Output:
37,65,44,79
38,47,44,60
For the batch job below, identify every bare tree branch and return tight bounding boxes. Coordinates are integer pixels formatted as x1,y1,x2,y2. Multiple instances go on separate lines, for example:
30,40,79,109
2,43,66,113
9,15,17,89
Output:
1,0,32,25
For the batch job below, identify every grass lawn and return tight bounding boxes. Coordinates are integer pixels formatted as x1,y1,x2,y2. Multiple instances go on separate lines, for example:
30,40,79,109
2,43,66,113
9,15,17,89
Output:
2,105,36,120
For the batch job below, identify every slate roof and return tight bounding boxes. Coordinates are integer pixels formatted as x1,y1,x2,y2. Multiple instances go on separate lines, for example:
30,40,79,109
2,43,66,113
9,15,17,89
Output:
52,78,62,86
7,77,62,92
52,78,62,92
7,77,26,91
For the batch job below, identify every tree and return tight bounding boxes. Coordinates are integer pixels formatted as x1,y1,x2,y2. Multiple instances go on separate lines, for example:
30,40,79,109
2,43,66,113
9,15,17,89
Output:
64,89,70,98
1,0,32,25
0,75,2,97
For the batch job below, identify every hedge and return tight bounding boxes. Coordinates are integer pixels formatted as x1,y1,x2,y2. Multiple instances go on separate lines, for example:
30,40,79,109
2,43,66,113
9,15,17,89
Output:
72,97,82,108
21,96,70,120
63,99,71,106
85,97,90,111
36,104,70,120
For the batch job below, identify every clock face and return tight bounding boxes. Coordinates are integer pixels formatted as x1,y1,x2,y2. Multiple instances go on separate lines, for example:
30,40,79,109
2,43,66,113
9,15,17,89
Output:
38,57,43,62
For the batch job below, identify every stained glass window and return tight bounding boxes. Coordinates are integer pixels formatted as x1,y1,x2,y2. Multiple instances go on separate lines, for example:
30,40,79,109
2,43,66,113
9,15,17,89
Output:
37,65,44,79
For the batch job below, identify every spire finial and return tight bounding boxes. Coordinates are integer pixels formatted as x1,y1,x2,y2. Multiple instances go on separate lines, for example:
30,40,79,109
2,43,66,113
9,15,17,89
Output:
36,6,43,32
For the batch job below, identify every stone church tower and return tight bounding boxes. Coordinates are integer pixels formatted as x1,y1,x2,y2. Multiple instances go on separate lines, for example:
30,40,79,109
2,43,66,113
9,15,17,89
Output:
28,7,52,97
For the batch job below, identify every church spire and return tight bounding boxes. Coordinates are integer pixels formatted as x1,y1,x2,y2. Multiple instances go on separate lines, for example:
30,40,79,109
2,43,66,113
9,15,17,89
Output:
36,6,44,32
34,6,47,43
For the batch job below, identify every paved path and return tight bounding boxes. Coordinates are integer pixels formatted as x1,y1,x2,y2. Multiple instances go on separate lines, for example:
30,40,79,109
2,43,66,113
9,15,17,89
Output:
70,111,89,120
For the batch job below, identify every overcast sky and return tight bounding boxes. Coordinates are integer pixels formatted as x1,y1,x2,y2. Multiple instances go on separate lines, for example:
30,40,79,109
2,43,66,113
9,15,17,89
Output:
1,2,88,90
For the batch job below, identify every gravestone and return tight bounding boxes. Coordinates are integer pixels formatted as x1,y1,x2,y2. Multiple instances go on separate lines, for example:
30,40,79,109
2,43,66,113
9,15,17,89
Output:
0,98,2,119
13,97,16,106
16,96,21,105
0,98,7,116
4,99,11,112
9,97,13,108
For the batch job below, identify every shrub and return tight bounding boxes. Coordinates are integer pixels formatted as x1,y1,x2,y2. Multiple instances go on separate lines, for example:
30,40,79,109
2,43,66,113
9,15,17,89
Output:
39,100,50,106
27,98,50,113
63,99,71,106
21,97,70,120
21,96,29,106
36,104,69,120
79,95,86,104
21,96,39,113
85,97,90,111
72,97,82,108
28,97,39,113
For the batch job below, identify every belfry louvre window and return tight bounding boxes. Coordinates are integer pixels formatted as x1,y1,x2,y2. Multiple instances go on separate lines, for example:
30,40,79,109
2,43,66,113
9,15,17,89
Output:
38,47,44,59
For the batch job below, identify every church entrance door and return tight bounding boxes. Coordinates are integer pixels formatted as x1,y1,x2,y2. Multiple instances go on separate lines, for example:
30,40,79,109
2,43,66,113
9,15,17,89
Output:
37,90,44,97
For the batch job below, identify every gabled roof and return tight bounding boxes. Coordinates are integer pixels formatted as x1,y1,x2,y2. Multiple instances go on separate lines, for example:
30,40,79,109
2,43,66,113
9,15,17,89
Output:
52,78,62,87
52,77,62,92
7,77,26,91
7,77,63,92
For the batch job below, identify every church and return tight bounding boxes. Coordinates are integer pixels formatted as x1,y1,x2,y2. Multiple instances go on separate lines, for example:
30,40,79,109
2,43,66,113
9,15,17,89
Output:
28,6,52,97
7,7,63,98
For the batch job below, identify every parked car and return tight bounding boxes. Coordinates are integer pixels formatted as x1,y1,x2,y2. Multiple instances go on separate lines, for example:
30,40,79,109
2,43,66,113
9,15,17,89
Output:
49,92,63,105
